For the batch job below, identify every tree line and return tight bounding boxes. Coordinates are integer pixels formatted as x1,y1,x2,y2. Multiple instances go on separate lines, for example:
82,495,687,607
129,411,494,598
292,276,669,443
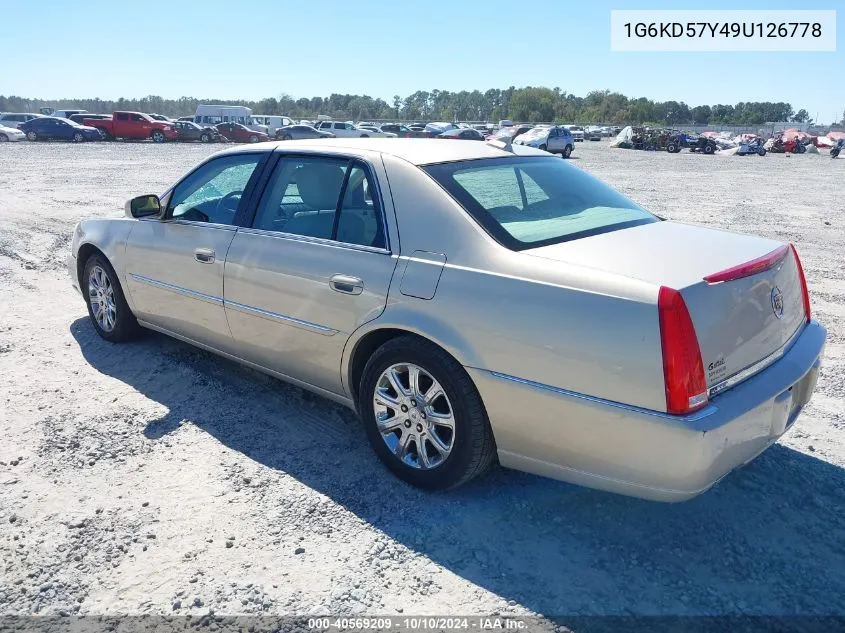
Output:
0,88,832,126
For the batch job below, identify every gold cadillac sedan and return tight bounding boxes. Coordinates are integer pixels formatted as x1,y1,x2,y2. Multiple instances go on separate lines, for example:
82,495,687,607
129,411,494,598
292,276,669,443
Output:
67,138,826,501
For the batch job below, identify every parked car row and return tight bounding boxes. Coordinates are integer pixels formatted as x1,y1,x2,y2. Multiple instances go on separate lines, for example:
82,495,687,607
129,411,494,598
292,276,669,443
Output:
2,110,588,156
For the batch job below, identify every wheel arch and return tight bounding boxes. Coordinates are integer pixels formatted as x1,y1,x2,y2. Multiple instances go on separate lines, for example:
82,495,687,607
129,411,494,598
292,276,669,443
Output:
343,319,480,412
76,243,110,291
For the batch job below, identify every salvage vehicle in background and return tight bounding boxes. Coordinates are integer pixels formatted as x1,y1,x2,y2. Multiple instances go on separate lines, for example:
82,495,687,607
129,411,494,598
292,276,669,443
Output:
314,121,386,138
19,117,103,142
68,138,825,501
215,122,269,143
50,109,88,119
83,112,178,142
0,124,25,142
513,125,574,157
0,112,44,128
174,120,221,143
689,135,718,154
358,125,398,138
485,123,533,142
437,127,485,141
379,123,425,138
149,114,174,122
423,122,459,137
274,124,335,140
251,115,294,136
70,113,110,125
737,138,767,156
566,125,585,141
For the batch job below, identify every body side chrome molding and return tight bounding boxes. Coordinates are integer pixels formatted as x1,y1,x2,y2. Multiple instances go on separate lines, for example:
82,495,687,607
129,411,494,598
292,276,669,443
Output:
129,273,223,306
128,274,338,335
484,370,717,423
224,300,338,336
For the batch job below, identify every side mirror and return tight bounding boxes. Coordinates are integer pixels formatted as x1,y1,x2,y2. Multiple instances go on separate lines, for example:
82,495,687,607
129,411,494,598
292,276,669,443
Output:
126,194,162,219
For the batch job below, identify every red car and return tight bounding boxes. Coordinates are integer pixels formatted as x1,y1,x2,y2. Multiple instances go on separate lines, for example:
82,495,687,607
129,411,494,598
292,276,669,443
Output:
81,111,178,142
215,123,269,143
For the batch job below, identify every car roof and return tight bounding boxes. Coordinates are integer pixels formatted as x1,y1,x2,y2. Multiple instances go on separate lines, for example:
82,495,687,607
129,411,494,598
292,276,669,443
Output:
224,137,549,165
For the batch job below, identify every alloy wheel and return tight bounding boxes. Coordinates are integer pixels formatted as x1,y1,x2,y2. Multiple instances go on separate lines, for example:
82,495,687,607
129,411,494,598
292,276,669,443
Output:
88,265,117,332
373,363,455,470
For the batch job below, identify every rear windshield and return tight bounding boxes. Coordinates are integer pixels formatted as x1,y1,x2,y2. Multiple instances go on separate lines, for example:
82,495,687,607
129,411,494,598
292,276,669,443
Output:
424,156,656,250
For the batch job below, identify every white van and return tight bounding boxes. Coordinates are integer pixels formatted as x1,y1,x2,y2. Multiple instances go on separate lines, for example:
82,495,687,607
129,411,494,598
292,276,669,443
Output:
193,105,268,133
250,115,294,136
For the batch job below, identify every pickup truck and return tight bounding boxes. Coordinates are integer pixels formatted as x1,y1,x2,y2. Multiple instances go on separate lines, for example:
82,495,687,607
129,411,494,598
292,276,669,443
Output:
81,111,178,142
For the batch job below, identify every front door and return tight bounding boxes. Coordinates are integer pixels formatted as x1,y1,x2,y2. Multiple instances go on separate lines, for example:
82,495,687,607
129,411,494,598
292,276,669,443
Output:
124,152,266,351
224,154,398,395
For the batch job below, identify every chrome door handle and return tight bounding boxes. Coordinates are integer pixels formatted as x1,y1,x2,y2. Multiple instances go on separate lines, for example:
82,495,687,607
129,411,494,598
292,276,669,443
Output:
329,274,363,295
194,248,215,264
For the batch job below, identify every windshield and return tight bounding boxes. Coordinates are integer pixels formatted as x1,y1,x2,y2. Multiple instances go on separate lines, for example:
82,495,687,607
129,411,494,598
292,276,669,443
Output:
424,157,657,250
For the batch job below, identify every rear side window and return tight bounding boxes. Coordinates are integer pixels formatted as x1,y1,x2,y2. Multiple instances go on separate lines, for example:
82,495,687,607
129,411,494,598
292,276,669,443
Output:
424,157,656,250
252,157,385,248
116,113,129,121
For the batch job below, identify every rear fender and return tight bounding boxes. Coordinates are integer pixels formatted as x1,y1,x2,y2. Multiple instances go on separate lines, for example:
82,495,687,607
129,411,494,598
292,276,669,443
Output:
340,304,482,398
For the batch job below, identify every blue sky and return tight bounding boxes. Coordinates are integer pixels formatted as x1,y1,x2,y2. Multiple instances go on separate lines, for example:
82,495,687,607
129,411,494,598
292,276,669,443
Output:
2,0,842,122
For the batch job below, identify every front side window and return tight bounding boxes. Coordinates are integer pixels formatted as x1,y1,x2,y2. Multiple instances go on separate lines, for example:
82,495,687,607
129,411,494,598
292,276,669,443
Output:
131,114,145,122
168,153,263,225
253,157,385,248
424,157,656,249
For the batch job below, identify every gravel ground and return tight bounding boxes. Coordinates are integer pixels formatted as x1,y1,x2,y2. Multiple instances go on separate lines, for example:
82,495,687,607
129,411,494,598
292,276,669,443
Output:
0,140,843,626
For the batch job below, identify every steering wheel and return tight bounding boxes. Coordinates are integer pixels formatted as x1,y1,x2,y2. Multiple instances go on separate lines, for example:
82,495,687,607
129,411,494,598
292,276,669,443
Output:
215,190,243,221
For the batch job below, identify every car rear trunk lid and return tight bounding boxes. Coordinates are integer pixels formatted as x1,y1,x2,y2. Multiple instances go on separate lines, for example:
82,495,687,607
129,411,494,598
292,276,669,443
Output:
524,221,807,394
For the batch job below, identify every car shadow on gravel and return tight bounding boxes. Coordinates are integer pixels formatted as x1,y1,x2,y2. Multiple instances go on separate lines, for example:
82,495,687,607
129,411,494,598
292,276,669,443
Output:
71,318,845,619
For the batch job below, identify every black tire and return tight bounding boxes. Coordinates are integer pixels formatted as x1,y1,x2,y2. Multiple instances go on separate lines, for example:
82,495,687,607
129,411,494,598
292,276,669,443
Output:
200,133,211,143
758,148,767,156
82,254,143,343
282,133,293,141
666,142,677,153
539,143,547,151
703,143,715,155
72,132,84,143
151,130,165,143
26,131,38,141
360,134,370,138
98,128,112,141
359,335,496,490
0,133,8,142
562,144,572,158
248,135,258,143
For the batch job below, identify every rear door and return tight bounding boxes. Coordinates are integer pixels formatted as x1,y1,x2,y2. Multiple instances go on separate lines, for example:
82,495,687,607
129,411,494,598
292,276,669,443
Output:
224,153,398,395
124,151,267,352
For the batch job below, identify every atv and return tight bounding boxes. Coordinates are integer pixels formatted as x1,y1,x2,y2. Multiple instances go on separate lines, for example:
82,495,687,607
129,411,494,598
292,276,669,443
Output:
688,136,718,155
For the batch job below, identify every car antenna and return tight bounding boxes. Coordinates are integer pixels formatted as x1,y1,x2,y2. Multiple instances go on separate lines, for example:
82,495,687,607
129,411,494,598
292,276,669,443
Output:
486,137,514,153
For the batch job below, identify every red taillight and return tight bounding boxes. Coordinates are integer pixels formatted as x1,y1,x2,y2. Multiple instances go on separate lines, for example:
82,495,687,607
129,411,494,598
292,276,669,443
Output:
658,286,708,415
790,243,811,323
703,244,789,284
